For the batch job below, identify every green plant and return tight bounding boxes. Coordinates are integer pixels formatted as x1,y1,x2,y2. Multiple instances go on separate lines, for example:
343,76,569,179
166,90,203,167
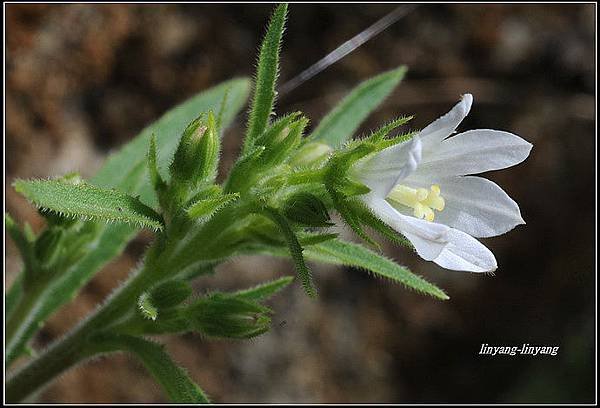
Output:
5,4,531,403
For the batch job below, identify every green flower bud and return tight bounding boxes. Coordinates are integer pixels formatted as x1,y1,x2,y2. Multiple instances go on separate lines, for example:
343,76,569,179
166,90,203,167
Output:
150,280,193,309
282,192,333,227
187,293,272,339
169,112,220,185
257,113,307,167
289,142,333,167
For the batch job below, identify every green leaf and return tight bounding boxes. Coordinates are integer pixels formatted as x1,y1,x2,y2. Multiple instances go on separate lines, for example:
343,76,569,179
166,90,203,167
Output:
244,3,288,153
186,193,239,220
261,207,317,298
310,66,407,148
6,273,24,320
233,276,294,301
366,116,413,143
147,134,166,193
5,213,36,277
347,199,412,248
304,238,449,300
6,79,250,366
14,179,164,231
297,232,338,246
93,335,210,403
329,188,379,250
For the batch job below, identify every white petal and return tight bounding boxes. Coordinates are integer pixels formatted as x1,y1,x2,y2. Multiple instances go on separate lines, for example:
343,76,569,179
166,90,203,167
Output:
362,196,497,272
419,93,473,154
416,129,533,176
432,228,497,273
353,136,421,197
402,175,525,238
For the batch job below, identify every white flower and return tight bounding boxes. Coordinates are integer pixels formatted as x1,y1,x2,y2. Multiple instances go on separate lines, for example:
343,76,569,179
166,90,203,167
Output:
352,94,532,272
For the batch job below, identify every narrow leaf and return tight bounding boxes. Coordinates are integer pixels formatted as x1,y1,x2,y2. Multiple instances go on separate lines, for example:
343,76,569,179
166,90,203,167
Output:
310,66,407,147
14,179,164,231
147,134,166,191
366,115,412,143
298,232,338,246
234,276,294,301
187,193,239,219
348,199,412,248
244,3,288,152
93,335,210,404
5,213,36,274
6,273,24,320
261,207,317,297
305,238,449,300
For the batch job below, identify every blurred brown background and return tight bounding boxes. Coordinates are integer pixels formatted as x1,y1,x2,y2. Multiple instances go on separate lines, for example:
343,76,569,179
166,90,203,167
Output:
5,3,595,403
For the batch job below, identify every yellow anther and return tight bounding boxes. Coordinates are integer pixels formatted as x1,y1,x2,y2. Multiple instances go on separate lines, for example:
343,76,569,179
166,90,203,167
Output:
388,183,446,221
422,184,445,211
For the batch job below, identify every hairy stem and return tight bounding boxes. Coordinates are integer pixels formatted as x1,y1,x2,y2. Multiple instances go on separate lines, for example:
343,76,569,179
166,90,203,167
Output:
6,246,164,402
6,281,48,366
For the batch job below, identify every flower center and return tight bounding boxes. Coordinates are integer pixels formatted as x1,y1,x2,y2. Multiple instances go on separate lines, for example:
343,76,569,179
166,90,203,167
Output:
388,184,445,222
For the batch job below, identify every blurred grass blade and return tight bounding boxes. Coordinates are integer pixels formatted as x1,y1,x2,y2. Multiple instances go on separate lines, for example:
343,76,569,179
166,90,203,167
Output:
93,335,210,404
304,238,449,300
309,66,407,148
244,3,288,153
6,79,250,366
14,179,164,231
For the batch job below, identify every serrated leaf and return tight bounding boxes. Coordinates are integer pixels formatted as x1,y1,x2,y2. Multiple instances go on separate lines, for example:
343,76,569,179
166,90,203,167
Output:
14,179,164,231
244,3,288,153
304,238,449,300
92,335,210,403
310,66,407,148
233,276,294,301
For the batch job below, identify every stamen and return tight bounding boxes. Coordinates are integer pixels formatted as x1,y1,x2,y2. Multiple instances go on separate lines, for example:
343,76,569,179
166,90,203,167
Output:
388,184,446,221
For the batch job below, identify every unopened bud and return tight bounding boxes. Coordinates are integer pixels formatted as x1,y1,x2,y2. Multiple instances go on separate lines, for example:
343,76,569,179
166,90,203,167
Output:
283,192,333,227
187,293,271,339
290,142,333,167
169,112,220,185
150,280,192,309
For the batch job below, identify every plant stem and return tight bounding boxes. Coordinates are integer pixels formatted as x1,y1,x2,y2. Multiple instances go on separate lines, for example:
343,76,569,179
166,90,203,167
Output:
6,246,165,402
6,281,47,366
